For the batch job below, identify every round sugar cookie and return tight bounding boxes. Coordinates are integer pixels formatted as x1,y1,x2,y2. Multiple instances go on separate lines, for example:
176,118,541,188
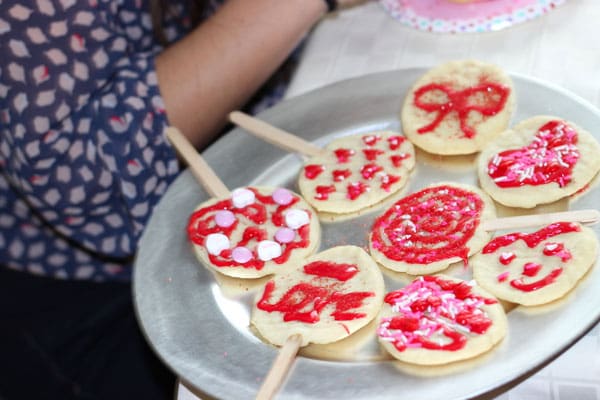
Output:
187,186,320,278
298,131,416,214
477,115,600,208
377,275,507,366
251,245,385,347
401,60,515,155
369,182,496,275
472,222,599,306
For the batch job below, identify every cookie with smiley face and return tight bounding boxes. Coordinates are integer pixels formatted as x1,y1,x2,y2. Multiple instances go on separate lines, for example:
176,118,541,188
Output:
477,115,600,208
471,222,598,306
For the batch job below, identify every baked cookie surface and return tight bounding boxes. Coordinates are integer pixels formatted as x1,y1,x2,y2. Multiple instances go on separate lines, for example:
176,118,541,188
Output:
251,245,385,347
187,186,320,278
369,182,496,274
298,131,416,215
377,275,507,365
401,60,515,155
472,222,598,306
477,115,600,208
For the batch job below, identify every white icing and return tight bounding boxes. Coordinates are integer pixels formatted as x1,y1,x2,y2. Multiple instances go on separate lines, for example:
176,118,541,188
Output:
231,188,255,208
257,240,282,261
205,233,230,255
285,209,310,229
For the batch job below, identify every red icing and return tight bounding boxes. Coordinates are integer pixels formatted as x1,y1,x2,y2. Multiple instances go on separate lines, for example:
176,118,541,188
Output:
379,276,496,352
187,188,311,270
380,174,400,191
413,82,510,138
257,261,374,323
371,185,484,266
304,164,325,180
363,134,381,146
388,135,406,150
334,148,355,163
347,181,369,200
332,169,352,182
360,163,383,180
482,222,579,292
315,185,336,200
363,148,384,161
487,120,580,188
390,154,410,168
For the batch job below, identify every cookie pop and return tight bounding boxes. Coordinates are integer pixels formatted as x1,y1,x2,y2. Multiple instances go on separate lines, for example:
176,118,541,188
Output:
229,111,416,216
251,245,385,399
166,127,321,279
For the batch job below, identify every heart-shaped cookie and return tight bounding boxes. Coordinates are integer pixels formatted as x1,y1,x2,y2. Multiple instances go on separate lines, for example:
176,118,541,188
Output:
187,186,320,278
478,115,600,208
297,131,415,215
472,222,598,306
369,182,496,275
251,245,385,347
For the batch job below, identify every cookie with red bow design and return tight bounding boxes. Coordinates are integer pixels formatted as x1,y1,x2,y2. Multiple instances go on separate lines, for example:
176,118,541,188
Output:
251,245,385,347
377,275,507,366
401,60,515,155
472,222,598,306
298,131,416,215
477,115,600,208
187,186,320,278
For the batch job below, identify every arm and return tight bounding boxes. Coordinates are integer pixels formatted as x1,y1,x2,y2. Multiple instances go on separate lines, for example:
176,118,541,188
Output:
155,0,329,149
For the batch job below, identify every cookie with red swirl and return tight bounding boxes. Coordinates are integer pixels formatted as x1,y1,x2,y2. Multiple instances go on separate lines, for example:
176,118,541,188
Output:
369,182,496,274
401,60,515,155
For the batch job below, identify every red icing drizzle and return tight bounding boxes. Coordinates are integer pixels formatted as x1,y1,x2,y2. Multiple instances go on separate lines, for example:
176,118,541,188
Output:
413,82,510,138
363,148,384,161
380,174,400,191
304,164,325,180
187,188,311,270
371,185,484,266
390,154,410,168
347,181,369,200
360,163,383,180
363,134,381,146
487,120,580,188
483,222,579,292
334,148,355,163
378,276,496,352
257,261,374,323
315,185,336,200
388,135,406,150
332,169,352,182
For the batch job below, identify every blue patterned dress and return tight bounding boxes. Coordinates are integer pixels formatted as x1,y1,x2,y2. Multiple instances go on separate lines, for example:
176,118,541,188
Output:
0,0,292,281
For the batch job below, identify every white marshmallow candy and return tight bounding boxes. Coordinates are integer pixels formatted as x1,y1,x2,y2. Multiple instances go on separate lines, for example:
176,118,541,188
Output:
231,188,255,208
285,209,310,229
205,233,230,256
257,240,282,261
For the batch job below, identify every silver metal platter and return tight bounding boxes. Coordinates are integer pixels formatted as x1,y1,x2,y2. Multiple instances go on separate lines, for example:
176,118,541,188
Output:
133,69,600,400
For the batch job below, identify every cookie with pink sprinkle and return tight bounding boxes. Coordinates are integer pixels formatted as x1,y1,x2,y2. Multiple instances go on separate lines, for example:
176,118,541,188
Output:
377,275,507,366
187,186,320,278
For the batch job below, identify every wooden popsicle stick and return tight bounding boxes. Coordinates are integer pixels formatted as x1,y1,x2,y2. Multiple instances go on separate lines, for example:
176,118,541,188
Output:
165,127,230,198
255,334,303,400
482,209,600,232
229,111,325,158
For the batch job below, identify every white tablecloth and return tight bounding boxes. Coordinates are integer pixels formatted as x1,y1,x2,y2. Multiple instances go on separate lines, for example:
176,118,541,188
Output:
283,1,600,399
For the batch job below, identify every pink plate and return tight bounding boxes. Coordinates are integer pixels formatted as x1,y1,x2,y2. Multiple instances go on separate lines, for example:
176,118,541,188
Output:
379,0,566,33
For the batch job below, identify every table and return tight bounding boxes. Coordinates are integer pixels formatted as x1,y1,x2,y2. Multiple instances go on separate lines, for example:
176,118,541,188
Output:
176,1,600,398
